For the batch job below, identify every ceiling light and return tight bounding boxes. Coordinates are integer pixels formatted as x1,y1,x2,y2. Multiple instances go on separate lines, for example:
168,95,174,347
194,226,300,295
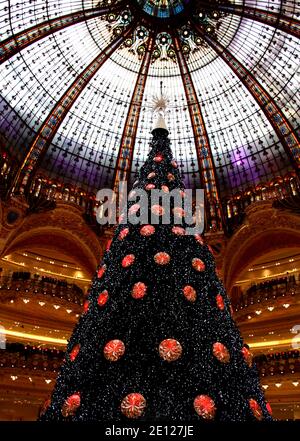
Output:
66,309,72,314
10,376,18,381
255,310,262,315
275,383,282,388
23,299,30,304
39,302,45,306
283,304,290,308
248,315,252,320
53,305,60,310
267,306,274,311
292,382,299,387
262,385,269,390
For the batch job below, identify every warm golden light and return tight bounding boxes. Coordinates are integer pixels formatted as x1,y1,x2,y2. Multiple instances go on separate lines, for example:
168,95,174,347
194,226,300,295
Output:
4,329,67,345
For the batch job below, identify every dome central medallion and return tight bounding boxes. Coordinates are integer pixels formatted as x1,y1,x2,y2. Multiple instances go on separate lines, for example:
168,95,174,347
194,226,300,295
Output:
136,0,190,19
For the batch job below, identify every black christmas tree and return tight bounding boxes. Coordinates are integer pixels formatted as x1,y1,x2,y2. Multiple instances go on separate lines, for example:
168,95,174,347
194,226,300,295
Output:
40,99,272,422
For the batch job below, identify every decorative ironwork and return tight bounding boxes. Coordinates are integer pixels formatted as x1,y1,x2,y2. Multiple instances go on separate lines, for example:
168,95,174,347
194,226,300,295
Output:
10,21,137,195
191,21,300,172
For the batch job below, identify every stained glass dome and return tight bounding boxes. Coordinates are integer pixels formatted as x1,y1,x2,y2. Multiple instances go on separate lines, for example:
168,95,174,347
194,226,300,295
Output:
0,0,299,198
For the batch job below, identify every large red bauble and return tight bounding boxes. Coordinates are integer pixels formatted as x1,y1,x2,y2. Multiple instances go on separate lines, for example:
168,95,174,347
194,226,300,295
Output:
183,285,197,303
241,346,253,367
106,239,112,251
216,294,225,310
194,234,204,245
194,395,216,420
61,392,81,417
161,185,169,193
70,344,80,362
171,160,178,168
132,282,147,299
266,402,272,415
83,300,89,314
129,204,140,215
167,173,175,182
97,265,106,279
140,224,155,236
212,342,230,363
122,254,135,268
40,398,51,416
172,226,186,236
147,172,156,179
151,204,165,216
159,339,182,362
249,399,263,420
153,154,163,163
121,393,146,419
173,207,185,218
103,339,125,362
192,258,206,272
98,290,109,307
118,228,129,240
154,252,170,265
145,183,156,190
208,245,214,255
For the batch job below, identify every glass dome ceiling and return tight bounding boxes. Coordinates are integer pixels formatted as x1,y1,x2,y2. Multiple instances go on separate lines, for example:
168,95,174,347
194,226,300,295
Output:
0,0,299,197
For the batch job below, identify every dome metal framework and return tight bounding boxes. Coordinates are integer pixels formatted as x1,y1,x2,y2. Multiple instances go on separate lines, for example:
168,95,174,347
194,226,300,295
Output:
0,0,299,209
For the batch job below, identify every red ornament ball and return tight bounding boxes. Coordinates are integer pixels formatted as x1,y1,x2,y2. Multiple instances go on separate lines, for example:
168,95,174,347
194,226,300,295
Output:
171,160,178,168
121,393,146,419
153,154,163,163
173,207,185,218
194,395,216,420
97,265,106,279
147,172,156,179
266,402,272,415
118,228,129,240
151,204,165,216
145,183,156,190
140,224,155,236
216,294,225,310
208,245,214,255
241,346,253,367
83,300,90,314
98,290,109,307
40,398,51,416
61,392,81,417
132,282,147,299
167,173,175,182
194,234,204,245
212,342,230,363
69,344,80,362
192,258,206,272
159,338,182,362
161,185,169,193
249,399,263,420
103,339,125,362
122,254,135,268
172,226,186,236
154,252,171,265
183,285,197,303
129,203,140,215
106,239,112,251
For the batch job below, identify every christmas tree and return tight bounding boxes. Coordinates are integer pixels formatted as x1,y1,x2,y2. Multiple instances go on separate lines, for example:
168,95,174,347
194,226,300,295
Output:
40,98,272,422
